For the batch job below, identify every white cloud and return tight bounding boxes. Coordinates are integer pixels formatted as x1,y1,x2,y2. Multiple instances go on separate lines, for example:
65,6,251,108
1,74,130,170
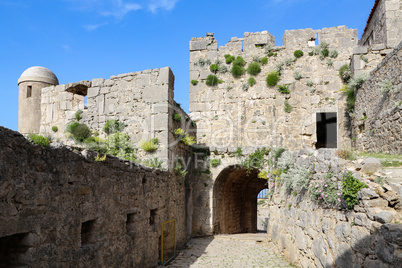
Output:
83,23,108,31
148,0,179,13
100,1,142,19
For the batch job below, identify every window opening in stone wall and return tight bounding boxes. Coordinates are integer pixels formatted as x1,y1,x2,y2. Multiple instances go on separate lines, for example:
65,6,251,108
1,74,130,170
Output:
0,232,32,266
316,112,337,149
126,213,136,233
26,86,32,98
81,220,96,246
315,33,319,46
150,209,157,225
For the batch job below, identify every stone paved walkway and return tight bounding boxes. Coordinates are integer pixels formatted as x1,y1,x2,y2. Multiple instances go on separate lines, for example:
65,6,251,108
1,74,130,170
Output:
159,233,296,268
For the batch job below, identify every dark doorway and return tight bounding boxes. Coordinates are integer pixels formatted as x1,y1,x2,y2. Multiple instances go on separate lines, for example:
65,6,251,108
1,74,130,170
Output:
316,112,337,149
213,166,267,234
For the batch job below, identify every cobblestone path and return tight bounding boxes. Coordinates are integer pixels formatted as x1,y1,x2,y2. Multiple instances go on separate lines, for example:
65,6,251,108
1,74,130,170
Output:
160,233,296,268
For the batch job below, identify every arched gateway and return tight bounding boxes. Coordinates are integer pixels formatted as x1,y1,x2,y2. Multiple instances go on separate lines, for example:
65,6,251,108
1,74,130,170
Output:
213,165,267,234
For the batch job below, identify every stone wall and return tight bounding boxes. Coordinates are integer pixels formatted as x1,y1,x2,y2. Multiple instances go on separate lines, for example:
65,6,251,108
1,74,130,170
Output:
0,126,191,267
39,67,193,170
189,27,357,151
352,42,402,154
265,149,402,268
359,0,402,48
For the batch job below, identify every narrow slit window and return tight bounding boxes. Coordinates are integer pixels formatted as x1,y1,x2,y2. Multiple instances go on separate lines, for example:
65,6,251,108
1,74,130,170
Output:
81,220,96,246
27,86,32,98
316,112,337,149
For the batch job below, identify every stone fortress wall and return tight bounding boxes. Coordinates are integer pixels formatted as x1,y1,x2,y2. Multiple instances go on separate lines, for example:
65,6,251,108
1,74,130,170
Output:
352,42,402,154
38,67,195,170
0,126,191,268
189,26,357,151
359,0,402,49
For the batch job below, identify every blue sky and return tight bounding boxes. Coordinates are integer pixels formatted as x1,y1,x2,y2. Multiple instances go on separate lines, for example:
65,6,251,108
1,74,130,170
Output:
0,0,374,131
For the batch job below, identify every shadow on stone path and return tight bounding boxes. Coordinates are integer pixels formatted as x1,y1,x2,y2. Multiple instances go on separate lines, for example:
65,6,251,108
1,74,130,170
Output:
158,233,296,268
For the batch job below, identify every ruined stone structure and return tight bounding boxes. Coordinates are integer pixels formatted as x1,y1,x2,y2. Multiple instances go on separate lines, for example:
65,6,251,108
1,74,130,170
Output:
189,26,356,150
353,42,402,154
7,0,402,267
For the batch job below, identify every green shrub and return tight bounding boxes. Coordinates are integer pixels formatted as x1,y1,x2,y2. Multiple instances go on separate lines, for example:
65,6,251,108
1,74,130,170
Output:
75,110,83,121
52,126,58,132
191,121,197,127
248,77,257,87
143,158,163,169
320,48,329,59
233,56,246,67
308,51,314,56
275,62,284,75
306,80,314,87
66,122,80,134
140,138,159,153
246,62,261,76
72,124,91,142
266,71,280,87
103,119,125,135
342,172,368,209
231,65,246,78
210,158,222,167
278,84,290,94
284,100,292,113
294,50,304,58
268,52,274,57
210,64,219,74
242,83,249,91
173,113,182,122
105,132,136,161
224,54,235,64
241,147,271,173
234,147,243,157
261,57,268,65
206,74,220,86
191,80,198,85
28,134,50,147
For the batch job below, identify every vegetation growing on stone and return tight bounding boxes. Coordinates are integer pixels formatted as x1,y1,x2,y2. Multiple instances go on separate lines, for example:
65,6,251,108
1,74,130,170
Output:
266,71,280,87
329,50,338,58
294,71,302,80
233,56,246,67
75,110,83,121
247,62,261,76
339,64,351,84
278,84,290,94
28,134,50,147
174,128,195,146
143,158,163,169
282,164,312,193
242,83,249,91
140,138,159,153
52,126,58,132
241,147,271,173
191,80,198,85
231,65,246,78
103,119,125,135
309,172,340,207
174,159,188,177
173,113,182,122
210,64,220,74
105,132,137,161
224,54,235,64
261,57,268,65
284,100,292,113
336,148,356,160
66,122,91,142
210,158,222,167
248,77,257,87
205,75,221,86
342,172,368,209
294,50,304,58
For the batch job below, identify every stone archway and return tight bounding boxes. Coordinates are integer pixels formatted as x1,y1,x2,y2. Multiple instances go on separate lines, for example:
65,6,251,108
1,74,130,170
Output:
213,165,267,234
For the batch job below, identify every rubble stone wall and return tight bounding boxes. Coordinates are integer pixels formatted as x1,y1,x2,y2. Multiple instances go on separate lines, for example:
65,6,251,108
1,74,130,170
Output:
352,42,402,154
265,149,401,268
0,127,190,267
189,27,357,151
39,67,193,170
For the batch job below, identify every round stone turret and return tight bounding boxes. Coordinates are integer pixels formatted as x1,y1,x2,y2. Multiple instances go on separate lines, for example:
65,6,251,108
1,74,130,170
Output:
18,66,59,134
